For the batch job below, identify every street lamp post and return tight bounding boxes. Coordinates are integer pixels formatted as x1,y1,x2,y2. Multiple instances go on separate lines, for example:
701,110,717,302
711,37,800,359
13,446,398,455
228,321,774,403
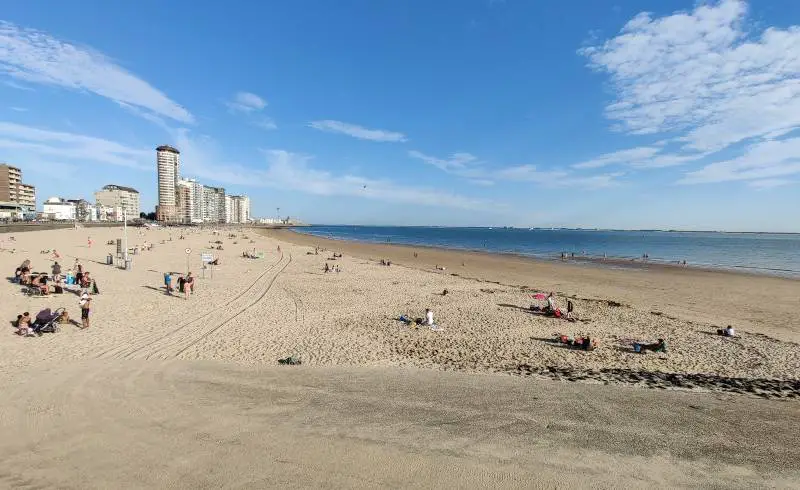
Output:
276,207,280,225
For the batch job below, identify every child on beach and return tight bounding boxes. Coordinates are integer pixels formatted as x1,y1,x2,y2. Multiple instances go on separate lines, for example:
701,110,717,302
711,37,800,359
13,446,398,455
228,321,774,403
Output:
16,312,32,336
185,272,194,298
79,293,92,329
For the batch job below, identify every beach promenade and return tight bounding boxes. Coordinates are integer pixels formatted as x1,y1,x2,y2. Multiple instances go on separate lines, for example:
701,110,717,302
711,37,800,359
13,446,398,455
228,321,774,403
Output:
1,226,798,488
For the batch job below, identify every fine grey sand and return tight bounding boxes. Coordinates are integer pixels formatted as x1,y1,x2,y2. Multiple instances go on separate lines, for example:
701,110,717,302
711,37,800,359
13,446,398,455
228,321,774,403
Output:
1,226,798,488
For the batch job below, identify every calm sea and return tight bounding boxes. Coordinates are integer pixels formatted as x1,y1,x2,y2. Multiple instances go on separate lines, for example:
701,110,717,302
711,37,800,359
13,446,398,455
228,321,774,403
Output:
296,225,800,278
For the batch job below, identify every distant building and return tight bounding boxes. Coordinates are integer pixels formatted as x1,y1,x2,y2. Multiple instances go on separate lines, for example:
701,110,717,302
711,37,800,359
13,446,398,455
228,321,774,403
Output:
202,186,226,223
67,199,97,222
155,145,180,222
42,197,76,221
0,164,36,212
176,179,193,225
225,195,251,224
94,184,140,220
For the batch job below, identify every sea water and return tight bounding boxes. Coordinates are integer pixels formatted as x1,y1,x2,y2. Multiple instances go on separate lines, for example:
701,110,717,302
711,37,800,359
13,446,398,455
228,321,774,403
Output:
296,225,800,278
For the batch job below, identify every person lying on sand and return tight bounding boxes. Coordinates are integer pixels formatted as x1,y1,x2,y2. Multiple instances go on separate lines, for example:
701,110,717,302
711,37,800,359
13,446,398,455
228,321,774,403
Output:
717,325,735,337
633,339,667,353
555,333,596,351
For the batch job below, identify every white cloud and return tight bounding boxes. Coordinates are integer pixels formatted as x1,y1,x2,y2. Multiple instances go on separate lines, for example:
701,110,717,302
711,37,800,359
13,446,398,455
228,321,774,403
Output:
410,150,622,188
747,178,795,189
0,121,150,170
580,0,800,153
170,129,487,210
572,146,660,169
309,120,407,142
3,79,33,91
408,150,479,172
0,21,193,123
9,106,27,112
572,146,709,170
253,117,277,131
577,1,800,186
262,150,486,209
679,136,800,184
226,91,267,113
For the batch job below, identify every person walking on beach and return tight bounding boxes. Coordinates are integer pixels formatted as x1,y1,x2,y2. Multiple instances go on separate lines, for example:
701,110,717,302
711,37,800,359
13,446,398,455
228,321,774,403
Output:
79,292,92,329
87,236,93,248
185,272,195,298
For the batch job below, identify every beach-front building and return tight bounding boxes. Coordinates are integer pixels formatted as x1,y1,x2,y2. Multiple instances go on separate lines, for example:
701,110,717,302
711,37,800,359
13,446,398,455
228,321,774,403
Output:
42,197,76,221
0,163,36,212
202,185,226,223
225,195,251,224
94,184,140,220
155,145,180,223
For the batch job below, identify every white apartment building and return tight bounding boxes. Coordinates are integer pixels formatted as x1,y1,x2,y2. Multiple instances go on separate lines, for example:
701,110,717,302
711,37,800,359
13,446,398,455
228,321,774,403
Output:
156,145,180,222
203,186,226,223
94,184,140,220
42,197,76,221
225,195,251,224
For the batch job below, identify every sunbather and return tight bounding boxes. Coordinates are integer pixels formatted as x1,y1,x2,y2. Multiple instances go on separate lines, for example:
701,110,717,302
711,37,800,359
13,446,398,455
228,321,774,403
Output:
633,338,667,353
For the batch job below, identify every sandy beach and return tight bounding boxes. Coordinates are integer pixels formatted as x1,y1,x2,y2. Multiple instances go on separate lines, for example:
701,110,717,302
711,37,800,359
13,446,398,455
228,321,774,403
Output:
1,225,798,487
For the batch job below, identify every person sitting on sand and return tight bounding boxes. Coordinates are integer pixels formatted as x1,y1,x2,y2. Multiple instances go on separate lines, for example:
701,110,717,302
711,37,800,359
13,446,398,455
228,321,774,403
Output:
324,263,330,273
546,293,557,312
717,325,736,337
16,312,32,336
425,309,434,327
52,261,62,280
31,273,49,295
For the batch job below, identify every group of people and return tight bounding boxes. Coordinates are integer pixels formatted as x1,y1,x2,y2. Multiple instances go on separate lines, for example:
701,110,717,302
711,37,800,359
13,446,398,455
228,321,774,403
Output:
163,271,195,299
323,262,341,273
399,308,440,331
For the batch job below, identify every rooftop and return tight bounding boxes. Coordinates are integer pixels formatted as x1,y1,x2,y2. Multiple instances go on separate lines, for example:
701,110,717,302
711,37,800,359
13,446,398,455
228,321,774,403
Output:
100,184,139,194
156,145,180,154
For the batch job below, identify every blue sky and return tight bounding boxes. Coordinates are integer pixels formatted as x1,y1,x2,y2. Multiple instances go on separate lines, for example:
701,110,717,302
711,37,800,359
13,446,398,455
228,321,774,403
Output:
1,0,800,231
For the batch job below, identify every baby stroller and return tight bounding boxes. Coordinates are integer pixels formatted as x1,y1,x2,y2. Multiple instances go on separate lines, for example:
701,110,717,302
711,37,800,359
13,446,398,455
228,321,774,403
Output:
31,307,65,334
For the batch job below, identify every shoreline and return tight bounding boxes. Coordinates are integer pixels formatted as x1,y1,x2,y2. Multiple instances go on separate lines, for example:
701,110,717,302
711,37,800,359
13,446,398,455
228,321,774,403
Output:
291,228,800,279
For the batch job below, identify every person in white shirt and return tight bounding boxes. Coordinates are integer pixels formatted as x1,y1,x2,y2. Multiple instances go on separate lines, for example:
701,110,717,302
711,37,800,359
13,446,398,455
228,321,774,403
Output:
724,325,735,337
547,293,557,312
425,309,434,326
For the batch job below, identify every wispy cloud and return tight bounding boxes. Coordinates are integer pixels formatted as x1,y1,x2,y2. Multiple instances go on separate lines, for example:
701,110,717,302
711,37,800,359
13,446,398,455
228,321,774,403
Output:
9,106,27,112
572,147,659,169
262,150,487,209
3,79,33,91
747,178,795,190
410,150,621,188
579,0,800,185
0,121,150,170
170,129,486,210
226,91,267,113
408,150,479,172
580,0,800,152
0,21,193,123
309,120,407,142
253,117,277,131
679,137,800,185
572,146,707,170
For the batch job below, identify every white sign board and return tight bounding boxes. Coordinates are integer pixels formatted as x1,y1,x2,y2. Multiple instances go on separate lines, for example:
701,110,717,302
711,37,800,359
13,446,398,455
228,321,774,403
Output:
201,253,214,263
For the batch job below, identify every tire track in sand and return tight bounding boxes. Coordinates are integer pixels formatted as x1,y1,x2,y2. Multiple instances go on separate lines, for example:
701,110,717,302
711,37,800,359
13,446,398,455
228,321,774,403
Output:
96,253,285,360
127,253,292,360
